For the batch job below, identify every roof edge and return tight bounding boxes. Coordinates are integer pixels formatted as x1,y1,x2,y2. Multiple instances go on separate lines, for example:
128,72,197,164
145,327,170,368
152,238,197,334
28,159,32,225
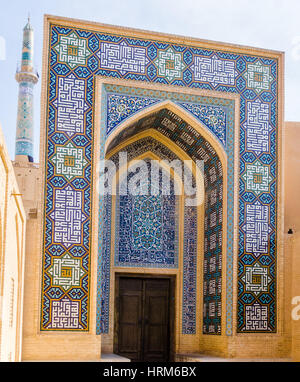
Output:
43,14,285,59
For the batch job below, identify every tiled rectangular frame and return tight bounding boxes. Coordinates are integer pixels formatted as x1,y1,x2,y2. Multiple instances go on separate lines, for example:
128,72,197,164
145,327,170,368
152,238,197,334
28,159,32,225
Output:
95,84,234,336
40,17,282,335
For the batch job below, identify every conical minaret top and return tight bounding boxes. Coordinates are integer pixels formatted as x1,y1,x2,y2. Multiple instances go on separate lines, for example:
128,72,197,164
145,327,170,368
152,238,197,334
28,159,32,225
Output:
15,16,39,162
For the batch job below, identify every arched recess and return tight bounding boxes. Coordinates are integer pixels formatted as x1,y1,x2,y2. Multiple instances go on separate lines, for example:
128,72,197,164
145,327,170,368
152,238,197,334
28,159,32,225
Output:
100,140,202,353
96,102,229,354
104,99,227,165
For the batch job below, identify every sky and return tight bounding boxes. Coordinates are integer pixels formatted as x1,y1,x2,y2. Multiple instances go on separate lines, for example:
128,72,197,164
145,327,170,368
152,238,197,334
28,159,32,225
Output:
0,0,299,161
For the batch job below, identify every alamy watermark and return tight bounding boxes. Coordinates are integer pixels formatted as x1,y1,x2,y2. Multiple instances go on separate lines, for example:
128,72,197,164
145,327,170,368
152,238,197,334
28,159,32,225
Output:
0,36,6,61
292,296,300,320
96,153,205,207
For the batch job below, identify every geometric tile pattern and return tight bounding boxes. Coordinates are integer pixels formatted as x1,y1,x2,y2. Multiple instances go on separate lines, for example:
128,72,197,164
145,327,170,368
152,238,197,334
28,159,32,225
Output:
154,46,186,82
131,195,163,251
106,89,229,149
244,303,268,331
98,40,150,75
51,142,88,181
54,32,92,68
47,253,86,291
179,102,227,147
49,186,87,248
243,61,274,94
244,99,273,155
53,74,89,137
182,205,198,334
47,298,83,329
97,195,112,334
203,159,223,335
242,263,271,296
107,93,160,134
242,201,272,256
191,53,238,88
42,23,278,334
115,160,178,267
242,160,273,196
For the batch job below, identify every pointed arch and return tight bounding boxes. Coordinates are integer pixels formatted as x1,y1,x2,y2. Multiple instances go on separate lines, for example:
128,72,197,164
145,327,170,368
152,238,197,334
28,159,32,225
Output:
106,129,205,206
105,99,227,169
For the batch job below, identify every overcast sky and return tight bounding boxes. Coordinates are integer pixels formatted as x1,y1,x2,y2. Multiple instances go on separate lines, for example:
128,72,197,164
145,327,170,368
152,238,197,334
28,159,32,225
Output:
0,0,299,161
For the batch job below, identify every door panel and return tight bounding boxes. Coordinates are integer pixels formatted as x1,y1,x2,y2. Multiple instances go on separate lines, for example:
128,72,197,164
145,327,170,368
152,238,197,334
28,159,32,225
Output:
143,280,169,361
118,278,143,360
116,277,171,362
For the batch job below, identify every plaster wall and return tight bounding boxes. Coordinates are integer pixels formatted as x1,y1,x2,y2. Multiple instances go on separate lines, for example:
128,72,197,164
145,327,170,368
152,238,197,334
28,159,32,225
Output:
0,126,26,362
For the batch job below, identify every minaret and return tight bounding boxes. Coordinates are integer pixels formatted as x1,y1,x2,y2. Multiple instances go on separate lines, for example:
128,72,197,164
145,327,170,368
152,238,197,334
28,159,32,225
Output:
15,16,38,162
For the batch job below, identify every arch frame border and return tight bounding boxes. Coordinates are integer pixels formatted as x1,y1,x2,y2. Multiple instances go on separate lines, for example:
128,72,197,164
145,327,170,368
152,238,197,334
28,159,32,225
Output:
94,76,240,339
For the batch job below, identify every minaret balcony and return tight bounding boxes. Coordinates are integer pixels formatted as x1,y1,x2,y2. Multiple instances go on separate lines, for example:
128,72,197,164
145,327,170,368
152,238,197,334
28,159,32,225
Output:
15,67,39,84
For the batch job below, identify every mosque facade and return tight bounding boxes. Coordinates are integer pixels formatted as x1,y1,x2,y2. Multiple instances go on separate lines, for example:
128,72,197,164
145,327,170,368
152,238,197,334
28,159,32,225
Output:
0,14,300,362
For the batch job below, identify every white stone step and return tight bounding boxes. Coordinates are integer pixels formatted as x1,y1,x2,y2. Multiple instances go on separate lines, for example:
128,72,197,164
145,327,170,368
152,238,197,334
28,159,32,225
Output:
175,353,292,362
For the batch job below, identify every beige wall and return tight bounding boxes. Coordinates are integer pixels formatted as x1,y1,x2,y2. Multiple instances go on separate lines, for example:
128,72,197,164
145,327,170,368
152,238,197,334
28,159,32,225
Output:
284,121,300,361
13,161,40,220
0,126,26,362
291,233,300,361
284,122,300,234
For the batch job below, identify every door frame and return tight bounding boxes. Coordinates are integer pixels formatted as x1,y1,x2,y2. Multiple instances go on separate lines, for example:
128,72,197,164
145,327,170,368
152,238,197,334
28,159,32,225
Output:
114,273,176,362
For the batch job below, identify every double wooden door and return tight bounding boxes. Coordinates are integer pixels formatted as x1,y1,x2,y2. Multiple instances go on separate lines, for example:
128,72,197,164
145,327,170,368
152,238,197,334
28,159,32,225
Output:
115,276,172,362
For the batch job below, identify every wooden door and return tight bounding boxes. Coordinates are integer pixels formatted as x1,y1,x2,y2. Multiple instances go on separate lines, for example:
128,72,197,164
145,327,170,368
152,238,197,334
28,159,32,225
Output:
117,278,143,361
115,276,171,362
